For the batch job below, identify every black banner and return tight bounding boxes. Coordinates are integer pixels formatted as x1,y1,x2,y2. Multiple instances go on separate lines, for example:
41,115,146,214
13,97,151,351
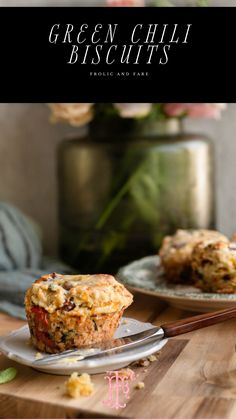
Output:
0,7,235,102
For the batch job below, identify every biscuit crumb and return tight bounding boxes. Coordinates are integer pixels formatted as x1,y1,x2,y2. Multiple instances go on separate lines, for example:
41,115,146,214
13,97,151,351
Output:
59,356,84,364
132,353,160,367
35,352,43,360
148,355,157,362
118,368,135,380
133,358,150,367
66,372,94,398
122,319,129,325
135,381,145,389
142,359,150,367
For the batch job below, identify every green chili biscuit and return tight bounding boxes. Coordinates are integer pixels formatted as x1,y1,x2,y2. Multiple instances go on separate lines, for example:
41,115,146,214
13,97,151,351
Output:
25,273,133,353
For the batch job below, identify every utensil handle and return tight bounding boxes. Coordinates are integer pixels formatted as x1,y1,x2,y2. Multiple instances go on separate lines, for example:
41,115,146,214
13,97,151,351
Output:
161,306,236,337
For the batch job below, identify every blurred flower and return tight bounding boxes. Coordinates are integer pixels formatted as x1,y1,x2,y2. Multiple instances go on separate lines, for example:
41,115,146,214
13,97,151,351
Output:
48,103,94,127
163,103,226,119
48,103,227,127
107,0,207,7
106,0,145,6
114,103,152,118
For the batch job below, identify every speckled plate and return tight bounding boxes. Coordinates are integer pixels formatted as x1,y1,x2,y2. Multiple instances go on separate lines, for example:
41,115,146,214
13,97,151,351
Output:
0,317,167,375
117,256,236,313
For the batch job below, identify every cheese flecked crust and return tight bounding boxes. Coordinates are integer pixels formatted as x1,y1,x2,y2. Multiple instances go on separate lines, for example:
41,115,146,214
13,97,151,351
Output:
26,273,132,315
25,273,133,353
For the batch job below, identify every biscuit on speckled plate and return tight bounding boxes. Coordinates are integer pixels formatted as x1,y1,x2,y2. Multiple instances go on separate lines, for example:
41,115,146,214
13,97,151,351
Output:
25,273,133,353
192,240,236,293
159,229,228,284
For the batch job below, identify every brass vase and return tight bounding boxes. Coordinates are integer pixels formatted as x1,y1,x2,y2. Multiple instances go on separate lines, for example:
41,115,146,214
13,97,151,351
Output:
58,117,215,273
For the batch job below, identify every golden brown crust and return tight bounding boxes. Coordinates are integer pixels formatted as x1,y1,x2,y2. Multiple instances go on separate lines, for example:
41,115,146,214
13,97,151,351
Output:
25,273,132,315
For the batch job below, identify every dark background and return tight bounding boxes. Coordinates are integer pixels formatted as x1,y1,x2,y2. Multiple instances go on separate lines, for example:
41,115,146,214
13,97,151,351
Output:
0,7,235,102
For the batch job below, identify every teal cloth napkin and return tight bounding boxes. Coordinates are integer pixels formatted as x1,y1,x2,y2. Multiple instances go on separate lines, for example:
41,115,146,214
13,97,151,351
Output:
0,202,72,320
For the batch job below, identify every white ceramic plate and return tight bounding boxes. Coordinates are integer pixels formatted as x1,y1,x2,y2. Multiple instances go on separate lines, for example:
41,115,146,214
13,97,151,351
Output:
0,317,167,375
117,256,236,313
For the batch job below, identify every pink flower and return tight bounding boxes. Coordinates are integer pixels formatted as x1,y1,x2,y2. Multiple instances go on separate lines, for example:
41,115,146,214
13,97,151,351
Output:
106,0,145,6
114,103,152,118
163,103,226,119
48,103,94,126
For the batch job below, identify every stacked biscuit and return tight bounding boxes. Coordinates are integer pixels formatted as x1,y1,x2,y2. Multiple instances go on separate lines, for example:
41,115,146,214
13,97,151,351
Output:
159,229,236,293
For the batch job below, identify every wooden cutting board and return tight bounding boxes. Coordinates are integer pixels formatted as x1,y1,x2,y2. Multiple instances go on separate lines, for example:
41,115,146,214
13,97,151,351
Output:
1,293,236,419
0,339,187,419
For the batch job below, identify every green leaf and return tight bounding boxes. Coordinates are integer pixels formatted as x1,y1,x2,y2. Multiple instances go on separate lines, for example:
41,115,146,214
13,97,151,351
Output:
150,0,174,6
0,367,17,384
130,173,160,225
196,0,209,6
95,158,144,230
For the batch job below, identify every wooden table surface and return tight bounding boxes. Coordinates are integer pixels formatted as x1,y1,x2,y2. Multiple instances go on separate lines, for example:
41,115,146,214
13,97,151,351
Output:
1,292,236,419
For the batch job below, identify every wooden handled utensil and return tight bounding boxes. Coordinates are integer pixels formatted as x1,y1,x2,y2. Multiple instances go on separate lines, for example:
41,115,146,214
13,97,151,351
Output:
161,306,236,337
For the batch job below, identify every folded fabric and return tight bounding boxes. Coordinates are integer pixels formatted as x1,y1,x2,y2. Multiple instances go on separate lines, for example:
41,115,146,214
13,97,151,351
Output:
0,258,72,320
0,202,73,320
0,202,42,270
